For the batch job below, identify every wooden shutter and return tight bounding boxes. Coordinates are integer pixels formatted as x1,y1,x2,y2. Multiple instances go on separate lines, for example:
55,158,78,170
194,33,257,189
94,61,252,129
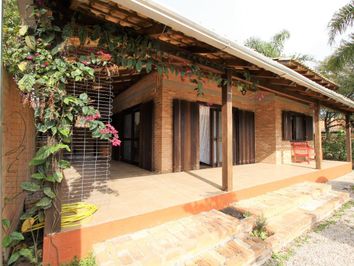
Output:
139,101,154,170
305,115,314,141
173,99,200,172
234,109,255,165
282,111,293,140
232,108,238,165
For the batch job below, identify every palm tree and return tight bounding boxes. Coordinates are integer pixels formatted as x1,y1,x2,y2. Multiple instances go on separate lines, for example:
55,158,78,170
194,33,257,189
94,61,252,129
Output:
327,1,354,70
244,30,313,62
244,30,290,58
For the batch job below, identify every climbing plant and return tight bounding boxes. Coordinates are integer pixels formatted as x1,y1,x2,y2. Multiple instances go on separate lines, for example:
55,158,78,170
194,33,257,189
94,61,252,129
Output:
2,0,258,264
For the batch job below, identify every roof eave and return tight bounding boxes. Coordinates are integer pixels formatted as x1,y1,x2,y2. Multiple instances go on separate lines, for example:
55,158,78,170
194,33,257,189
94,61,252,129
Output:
109,0,354,112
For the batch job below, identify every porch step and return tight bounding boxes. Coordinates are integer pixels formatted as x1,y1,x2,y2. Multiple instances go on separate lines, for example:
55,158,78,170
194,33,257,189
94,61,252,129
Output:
92,182,350,266
183,236,271,266
93,209,251,266
230,182,333,219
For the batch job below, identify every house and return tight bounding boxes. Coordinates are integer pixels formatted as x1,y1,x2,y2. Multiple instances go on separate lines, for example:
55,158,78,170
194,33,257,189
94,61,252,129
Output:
2,0,353,265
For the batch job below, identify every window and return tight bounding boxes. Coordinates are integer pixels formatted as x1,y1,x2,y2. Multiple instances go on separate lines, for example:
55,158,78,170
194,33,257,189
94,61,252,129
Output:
282,111,313,141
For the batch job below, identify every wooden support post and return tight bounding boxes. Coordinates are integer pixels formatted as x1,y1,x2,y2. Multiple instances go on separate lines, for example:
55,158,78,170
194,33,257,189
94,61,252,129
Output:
222,69,233,191
314,102,322,169
345,113,352,162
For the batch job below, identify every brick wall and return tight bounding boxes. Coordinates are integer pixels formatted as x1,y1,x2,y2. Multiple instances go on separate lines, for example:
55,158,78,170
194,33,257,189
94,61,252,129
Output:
255,94,277,163
113,73,314,172
275,96,313,164
2,69,35,231
158,75,256,172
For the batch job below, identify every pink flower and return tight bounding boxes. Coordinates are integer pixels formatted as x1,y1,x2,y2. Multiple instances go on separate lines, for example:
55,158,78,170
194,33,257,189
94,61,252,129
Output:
85,111,101,121
26,55,34,60
99,123,121,146
82,61,89,65
111,138,121,146
100,128,110,134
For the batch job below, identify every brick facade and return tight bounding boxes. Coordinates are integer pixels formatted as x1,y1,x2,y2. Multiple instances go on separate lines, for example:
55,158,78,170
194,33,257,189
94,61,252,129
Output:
2,70,35,231
113,73,314,172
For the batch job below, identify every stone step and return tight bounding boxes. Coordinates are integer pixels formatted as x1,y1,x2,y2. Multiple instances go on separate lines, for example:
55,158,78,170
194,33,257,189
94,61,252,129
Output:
93,210,248,266
183,236,272,266
92,182,350,266
230,182,333,219
265,190,350,252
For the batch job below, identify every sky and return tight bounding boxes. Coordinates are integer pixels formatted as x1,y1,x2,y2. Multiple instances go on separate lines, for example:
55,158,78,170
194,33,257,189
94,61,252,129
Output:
153,0,350,65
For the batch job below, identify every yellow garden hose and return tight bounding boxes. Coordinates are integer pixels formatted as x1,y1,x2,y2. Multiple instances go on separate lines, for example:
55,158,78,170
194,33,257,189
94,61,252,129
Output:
21,202,97,233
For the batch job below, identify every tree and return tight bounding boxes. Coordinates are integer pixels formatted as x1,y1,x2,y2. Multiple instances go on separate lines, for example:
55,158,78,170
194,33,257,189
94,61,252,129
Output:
244,30,313,62
327,0,354,71
318,61,354,137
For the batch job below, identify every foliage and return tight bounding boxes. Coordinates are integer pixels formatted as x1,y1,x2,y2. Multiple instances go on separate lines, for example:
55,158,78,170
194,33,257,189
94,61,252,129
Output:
327,1,354,71
244,30,313,62
62,254,97,266
318,60,354,136
314,200,354,232
2,0,261,264
2,0,119,264
328,0,354,44
322,131,354,161
250,215,269,240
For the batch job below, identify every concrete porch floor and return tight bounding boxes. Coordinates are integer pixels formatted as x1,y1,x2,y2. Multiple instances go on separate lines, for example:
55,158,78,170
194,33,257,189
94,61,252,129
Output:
80,160,350,228
44,161,352,265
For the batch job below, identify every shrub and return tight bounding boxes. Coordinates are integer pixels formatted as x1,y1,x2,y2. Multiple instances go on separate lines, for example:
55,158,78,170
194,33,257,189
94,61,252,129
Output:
322,131,353,161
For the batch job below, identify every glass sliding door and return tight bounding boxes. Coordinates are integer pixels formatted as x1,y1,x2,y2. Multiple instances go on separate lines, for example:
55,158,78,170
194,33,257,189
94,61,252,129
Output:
122,109,140,164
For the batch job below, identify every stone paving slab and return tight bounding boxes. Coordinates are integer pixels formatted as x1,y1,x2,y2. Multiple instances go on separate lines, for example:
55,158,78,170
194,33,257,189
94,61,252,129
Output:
93,182,349,266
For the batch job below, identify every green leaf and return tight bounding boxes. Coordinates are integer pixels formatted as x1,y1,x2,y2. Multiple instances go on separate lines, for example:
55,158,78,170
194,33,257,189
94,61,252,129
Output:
135,60,143,72
82,106,89,115
2,219,10,229
31,172,46,180
51,126,58,135
18,61,28,72
45,175,56,183
3,232,24,248
35,197,52,208
19,248,35,262
78,27,88,45
63,96,80,105
25,36,36,50
21,182,40,192
157,65,163,75
79,93,88,102
58,160,70,169
30,144,71,166
59,128,70,137
18,74,35,92
51,44,62,56
19,25,29,36
53,171,64,183
43,187,56,199
146,60,152,73
43,32,55,44
7,251,20,265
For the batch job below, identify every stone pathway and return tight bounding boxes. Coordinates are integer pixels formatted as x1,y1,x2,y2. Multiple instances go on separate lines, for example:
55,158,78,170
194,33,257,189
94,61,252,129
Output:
93,181,350,266
265,171,354,266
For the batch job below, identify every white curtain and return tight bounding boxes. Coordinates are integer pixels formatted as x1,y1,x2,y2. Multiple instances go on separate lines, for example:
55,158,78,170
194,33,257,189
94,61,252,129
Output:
199,106,210,164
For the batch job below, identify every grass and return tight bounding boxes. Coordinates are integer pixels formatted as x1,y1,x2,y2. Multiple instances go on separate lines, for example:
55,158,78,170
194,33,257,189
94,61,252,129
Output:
250,215,269,240
61,254,97,266
314,200,353,232
270,249,293,266
267,235,309,266
267,200,353,266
